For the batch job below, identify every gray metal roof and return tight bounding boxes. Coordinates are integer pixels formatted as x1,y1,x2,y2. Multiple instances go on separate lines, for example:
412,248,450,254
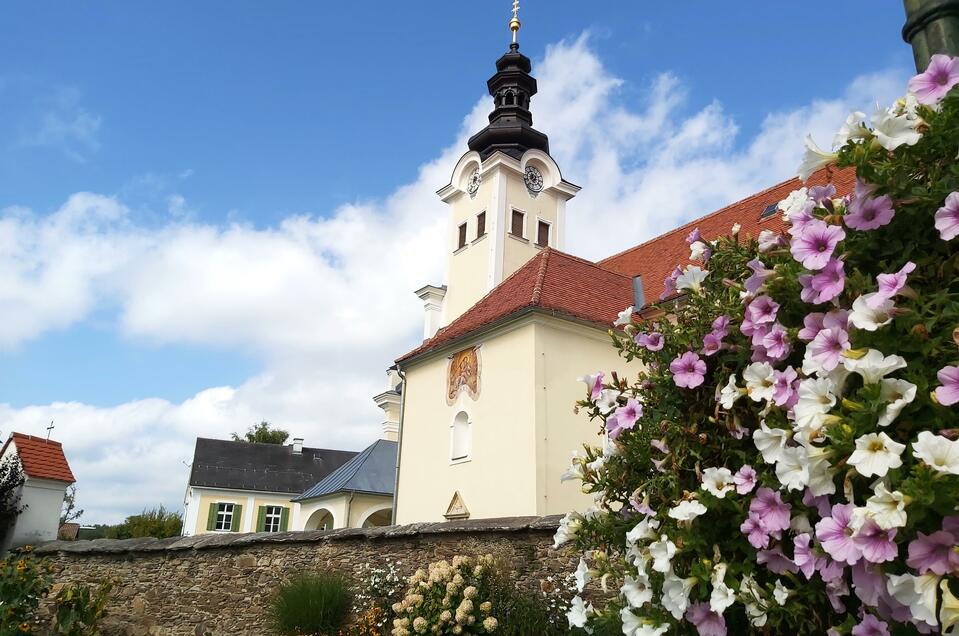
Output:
188,438,357,494
294,439,397,501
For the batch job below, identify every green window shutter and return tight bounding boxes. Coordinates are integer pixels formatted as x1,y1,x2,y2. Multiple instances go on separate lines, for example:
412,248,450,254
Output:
231,504,243,532
206,503,217,532
255,506,266,532
279,507,290,532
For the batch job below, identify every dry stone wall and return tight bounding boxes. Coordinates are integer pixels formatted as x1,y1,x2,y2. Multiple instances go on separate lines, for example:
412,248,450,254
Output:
35,515,572,636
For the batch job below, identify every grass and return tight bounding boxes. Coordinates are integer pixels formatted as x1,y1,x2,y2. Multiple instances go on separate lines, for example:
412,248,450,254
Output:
268,572,352,636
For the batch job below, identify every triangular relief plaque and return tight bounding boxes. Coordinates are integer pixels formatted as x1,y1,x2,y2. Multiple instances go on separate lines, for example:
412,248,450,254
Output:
444,491,470,520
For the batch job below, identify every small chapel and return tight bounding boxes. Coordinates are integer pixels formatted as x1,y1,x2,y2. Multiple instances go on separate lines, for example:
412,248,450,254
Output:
389,10,855,524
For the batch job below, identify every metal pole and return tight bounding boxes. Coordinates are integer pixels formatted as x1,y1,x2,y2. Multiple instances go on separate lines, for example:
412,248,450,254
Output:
902,0,959,71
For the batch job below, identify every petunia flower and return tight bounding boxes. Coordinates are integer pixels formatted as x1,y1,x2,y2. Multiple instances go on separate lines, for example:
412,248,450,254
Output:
701,332,723,356
750,487,791,532
762,323,792,361
912,431,959,474
798,310,848,342
793,533,822,579
740,514,771,549
661,571,696,620
733,465,757,494
907,53,959,104
670,351,707,389
935,191,959,240
877,378,917,427
871,105,922,151
771,367,798,407
907,530,959,575
701,467,735,499
790,219,846,270
852,519,898,563
620,573,653,609
775,446,811,491
709,564,736,614
746,295,780,325
743,362,775,403
798,135,838,182
807,327,850,372
845,180,895,231
745,259,775,294
936,365,959,406
867,261,916,309
833,111,868,148
757,547,798,574
576,372,604,399
609,398,643,439
886,572,940,629
566,595,592,628
851,614,890,636
778,187,810,219
620,609,669,636
649,535,676,573
686,602,727,636
848,294,894,331
864,482,908,530
635,331,665,351
808,258,845,303
668,499,708,521
939,579,959,636
816,503,862,565
753,422,789,464
596,388,620,414
842,349,907,384
758,229,786,252
676,265,709,294
615,306,635,326
574,558,592,592
718,374,744,409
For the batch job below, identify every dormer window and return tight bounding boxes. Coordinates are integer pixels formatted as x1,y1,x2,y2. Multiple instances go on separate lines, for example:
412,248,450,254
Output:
457,222,468,250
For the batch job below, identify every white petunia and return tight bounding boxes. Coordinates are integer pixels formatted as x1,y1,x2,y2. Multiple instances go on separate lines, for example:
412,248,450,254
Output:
626,516,660,544
912,431,959,475
689,240,709,261
872,104,922,151
740,575,768,627
615,306,635,327
877,378,917,427
775,446,810,491
719,374,744,409
833,110,868,148
649,535,677,573
620,609,669,636
778,187,810,220
865,481,908,529
848,432,906,477
798,135,839,182
661,570,696,619
743,362,775,403
849,294,895,331
596,389,620,414
773,579,791,606
620,573,653,609
668,499,708,522
709,563,737,614
566,595,592,629
676,265,709,294
886,572,940,629
574,558,591,593
842,349,907,384
793,377,837,434
753,421,789,464
553,512,582,548
701,467,735,498
803,441,838,496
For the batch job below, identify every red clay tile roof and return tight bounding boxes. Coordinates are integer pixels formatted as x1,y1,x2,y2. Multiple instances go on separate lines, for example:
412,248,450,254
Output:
398,167,857,363
1,433,75,483
397,248,633,363
599,167,857,304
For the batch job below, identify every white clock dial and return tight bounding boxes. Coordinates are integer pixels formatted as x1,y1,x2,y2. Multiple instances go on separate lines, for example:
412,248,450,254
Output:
524,165,544,193
466,168,481,196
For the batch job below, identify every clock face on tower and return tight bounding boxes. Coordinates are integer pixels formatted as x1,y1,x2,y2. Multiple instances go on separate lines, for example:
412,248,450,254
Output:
466,168,481,197
524,165,544,194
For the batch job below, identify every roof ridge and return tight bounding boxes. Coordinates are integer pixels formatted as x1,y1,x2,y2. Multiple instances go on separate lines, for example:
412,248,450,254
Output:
598,167,842,266
531,247,551,304
11,432,62,446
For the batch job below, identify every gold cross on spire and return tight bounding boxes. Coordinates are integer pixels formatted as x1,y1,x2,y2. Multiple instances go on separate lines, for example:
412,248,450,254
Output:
509,0,521,44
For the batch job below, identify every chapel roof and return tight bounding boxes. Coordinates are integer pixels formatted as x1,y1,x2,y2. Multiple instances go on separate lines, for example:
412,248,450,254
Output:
294,438,397,501
397,248,634,363
1,432,76,483
397,167,857,365
188,437,357,494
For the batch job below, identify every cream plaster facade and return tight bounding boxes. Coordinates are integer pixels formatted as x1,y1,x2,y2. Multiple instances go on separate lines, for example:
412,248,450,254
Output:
394,314,638,524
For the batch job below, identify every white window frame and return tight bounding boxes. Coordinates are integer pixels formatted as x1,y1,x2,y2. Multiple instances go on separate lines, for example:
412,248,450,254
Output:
449,411,472,464
214,502,235,532
509,208,527,239
535,217,552,248
264,505,283,533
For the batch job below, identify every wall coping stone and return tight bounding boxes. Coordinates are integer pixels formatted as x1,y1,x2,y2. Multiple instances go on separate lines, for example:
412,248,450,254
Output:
32,514,564,556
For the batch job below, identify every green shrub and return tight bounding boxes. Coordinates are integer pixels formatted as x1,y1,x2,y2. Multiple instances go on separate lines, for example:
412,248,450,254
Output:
486,579,564,636
269,572,352,636
0,548,52,634
51,580,113,635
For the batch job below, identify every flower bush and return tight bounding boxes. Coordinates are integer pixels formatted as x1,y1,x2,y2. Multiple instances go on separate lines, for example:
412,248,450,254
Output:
354,560,406,631
559,55,959,635
0,548,51,634
390,555,499,635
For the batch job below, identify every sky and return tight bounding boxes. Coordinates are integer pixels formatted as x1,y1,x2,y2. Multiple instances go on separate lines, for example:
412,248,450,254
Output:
0,2,915,523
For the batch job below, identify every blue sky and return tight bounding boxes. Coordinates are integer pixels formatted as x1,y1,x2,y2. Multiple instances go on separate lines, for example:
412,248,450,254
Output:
0,2,913,521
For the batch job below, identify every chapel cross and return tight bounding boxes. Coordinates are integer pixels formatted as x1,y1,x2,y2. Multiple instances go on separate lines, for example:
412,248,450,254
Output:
46,420,55,441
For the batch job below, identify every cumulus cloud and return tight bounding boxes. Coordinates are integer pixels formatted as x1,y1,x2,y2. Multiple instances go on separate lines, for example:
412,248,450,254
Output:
0,34,909,522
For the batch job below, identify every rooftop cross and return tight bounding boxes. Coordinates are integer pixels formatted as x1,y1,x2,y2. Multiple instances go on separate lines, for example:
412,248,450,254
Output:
509,0,521,45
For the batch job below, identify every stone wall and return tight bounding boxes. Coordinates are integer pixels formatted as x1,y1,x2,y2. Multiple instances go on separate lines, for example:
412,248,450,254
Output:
35,516,571,636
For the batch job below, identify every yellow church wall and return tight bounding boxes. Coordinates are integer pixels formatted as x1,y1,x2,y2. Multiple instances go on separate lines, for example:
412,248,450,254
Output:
533,317,642,516
395,321,539,524
441,172,496,325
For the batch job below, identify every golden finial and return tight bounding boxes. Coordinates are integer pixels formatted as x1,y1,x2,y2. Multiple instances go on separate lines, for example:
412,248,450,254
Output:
509,0,521,44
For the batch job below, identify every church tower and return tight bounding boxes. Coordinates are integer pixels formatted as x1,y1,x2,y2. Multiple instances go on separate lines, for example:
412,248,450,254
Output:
419,8,580,335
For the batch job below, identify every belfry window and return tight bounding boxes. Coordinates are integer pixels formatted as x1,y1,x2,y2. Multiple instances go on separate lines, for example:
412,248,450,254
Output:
510,210,525,238
536,220,550,247
476,212,486,238
457,222,468,250
450,411,471,461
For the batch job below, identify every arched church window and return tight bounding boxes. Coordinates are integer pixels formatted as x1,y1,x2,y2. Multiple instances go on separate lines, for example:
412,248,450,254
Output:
504,91,515,106
450,411,471,461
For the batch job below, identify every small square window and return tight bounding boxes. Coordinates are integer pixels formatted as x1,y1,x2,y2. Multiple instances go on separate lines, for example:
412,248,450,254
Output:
215,503,234,532
457,222,468,249
264,506,283,533
510,210,525,237
476,212,486,238
536,220,550,247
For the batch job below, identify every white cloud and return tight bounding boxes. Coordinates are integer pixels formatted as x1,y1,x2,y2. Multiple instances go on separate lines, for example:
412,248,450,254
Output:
21,87,102,162
0,34,910,522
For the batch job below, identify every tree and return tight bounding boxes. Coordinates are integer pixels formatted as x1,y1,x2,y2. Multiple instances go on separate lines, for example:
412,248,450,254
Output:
231,421,290,445
104,506,182,539
60,484,83,525
0,456,26,542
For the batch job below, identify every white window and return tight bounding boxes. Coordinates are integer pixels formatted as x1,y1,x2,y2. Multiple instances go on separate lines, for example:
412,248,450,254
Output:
264,505,283,533
215,503,235,531
450,411,472,461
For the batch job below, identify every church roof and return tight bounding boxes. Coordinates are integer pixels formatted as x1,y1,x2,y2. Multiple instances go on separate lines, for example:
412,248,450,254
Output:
599,167,857,304
397,167,857,365
1,432,75,483
397,248,633,363
294,439,397,500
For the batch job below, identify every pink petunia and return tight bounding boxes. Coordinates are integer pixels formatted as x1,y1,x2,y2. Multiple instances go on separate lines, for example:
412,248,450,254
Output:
636,332,665,352
670,351,707,389
937,365,959,406
808,258,845,303
711,315,730,338
701,332,723,356
686,602,727,636
936,191,959,240
808,327,850,372
907,530,959,575
798,313,827,341
609,398,643,439
815,503,862,565
790,219,846,270
771,366,798,407
907,53,959,104
793,533,822,579
852,519,898,563
756,547,798,574
851,614,890,636
867,261,915,309
733,465,757,494
746,295,780,325
745,258,775,294
740,513,771,549
762,323,791,361
749,487,791,532
845,180,895,231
